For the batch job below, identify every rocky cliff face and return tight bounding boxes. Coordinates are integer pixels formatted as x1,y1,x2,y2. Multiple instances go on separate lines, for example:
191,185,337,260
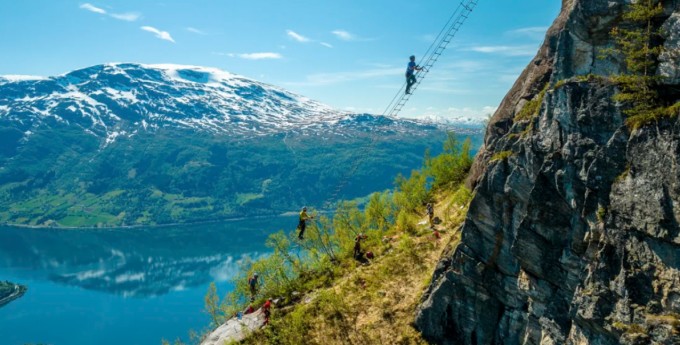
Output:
416,1,680,344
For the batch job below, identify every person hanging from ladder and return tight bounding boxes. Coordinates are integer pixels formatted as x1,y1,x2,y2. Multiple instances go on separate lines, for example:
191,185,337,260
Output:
297,206,314,240
405,55,423,95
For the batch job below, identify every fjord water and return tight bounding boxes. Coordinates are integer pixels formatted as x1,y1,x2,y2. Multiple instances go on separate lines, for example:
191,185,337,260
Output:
0,215,296,345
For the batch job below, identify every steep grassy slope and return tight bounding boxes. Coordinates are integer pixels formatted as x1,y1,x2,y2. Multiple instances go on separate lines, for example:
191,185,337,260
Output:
182,134,475,345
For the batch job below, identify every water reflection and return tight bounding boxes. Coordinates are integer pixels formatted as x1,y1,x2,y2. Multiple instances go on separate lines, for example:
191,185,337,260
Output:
0,216,294,297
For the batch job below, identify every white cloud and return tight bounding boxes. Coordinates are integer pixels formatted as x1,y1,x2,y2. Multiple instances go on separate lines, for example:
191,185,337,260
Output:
80,3,106,14
332,30,355,41
290,67,403,86
464,45,537,57
401,106,498,121
238,52,283,60
320,42,333,48
286,30,310,43
110,12,141,21
141,26,175,43
186,27,207,35
80,3,141,22
507,26,548,40
444,106,498,118
420,34,436,43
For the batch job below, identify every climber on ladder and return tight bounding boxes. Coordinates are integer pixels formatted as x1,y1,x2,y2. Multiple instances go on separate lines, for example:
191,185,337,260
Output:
405,55,423,95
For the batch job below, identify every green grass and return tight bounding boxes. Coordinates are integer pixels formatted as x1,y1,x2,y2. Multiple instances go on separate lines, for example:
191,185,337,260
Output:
613,321,647,335
515,84,549,122
236,193,264,206
58,214,118,227
626,101,680,131
491,150,514,162
596,206,607,223
553,79,568,89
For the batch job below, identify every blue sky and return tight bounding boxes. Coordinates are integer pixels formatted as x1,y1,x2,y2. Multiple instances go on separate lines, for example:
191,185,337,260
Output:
0,1,561,120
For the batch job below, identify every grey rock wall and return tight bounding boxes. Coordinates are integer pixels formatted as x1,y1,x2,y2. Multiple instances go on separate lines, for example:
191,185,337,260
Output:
417,0,680,344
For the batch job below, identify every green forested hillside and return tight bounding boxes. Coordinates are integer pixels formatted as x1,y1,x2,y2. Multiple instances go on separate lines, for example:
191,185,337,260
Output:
0,123,482,227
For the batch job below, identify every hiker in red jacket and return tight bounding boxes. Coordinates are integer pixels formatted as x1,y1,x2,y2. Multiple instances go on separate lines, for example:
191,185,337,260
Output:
263,298,273,325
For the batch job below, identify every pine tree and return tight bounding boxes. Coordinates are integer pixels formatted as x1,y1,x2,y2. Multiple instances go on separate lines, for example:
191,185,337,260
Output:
608,0,664,125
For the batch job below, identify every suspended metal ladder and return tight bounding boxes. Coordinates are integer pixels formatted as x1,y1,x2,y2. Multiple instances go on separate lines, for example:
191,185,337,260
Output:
322,0,478,209
383,0,478,119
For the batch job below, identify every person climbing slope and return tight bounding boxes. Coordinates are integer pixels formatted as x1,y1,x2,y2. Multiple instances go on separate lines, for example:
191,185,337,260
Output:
297,206,314,240
262,298,273,326
405,55,423,95
248,273,259,301
426,202,435,229
353,233,367,259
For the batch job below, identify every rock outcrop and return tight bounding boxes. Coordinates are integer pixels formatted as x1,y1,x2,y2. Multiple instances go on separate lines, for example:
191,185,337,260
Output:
417,1,680,344
201,309,266,345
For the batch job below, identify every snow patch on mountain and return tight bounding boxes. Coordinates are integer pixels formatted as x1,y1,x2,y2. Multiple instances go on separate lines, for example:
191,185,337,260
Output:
0,63,460,147
0,75,47,83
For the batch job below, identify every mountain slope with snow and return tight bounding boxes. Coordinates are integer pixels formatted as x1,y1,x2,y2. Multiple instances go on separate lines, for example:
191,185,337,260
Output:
0,63,438,143
0,63,482,227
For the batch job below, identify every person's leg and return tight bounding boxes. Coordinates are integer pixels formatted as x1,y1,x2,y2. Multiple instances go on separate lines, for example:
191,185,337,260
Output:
406,75,416,93
298,221,306,239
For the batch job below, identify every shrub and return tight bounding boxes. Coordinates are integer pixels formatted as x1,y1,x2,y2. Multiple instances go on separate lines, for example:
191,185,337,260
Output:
625,101,680,130
424,132,473,191
596,206,607,223
395,209,417,235
393,170,428,212
515,84,548,122
451,186,473,206
491,150,513,162
204,282,224,327
364,191,396,232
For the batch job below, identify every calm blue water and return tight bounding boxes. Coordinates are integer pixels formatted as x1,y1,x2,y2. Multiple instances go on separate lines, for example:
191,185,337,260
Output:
0,215,297,345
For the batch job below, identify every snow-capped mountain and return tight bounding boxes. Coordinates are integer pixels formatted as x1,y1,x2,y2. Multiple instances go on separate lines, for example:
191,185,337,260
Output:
0,63,482,228
0,63,435,146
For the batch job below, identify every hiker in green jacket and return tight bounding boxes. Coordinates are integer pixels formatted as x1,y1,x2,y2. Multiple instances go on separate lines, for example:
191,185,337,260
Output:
297,207,314,240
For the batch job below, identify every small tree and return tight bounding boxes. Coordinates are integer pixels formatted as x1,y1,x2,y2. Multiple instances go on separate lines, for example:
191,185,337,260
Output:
393,169,428,212
425,131,472,190
204,282,223,327
364,191,395,232
606,0,664,124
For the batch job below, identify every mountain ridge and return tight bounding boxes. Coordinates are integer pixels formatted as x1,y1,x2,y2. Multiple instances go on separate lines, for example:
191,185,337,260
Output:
0,63,483,228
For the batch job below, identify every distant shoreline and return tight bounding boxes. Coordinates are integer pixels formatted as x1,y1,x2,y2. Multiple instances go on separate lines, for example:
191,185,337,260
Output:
0,211,328,230
0,282,27,308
